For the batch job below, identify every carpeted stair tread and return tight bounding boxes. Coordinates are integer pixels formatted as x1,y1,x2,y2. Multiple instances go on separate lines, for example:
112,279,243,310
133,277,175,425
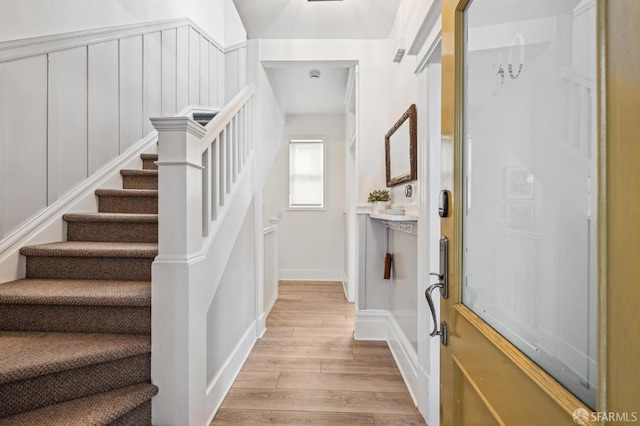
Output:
95,189,157,197
20,241,157,258
0,331,150,385
0,280,150,307
119,169,158,177
63,213,158,224
0,382,158,425
140,154,158,171
120,169,158,190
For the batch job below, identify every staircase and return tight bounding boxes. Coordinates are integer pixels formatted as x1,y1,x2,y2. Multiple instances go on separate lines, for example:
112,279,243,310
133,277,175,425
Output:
0,154,160,425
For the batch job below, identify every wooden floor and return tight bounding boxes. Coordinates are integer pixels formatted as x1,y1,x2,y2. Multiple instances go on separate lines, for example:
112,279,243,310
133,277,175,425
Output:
211,281,426,425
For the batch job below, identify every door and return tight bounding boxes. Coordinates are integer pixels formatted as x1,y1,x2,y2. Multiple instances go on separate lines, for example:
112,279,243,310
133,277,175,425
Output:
437,0,640,424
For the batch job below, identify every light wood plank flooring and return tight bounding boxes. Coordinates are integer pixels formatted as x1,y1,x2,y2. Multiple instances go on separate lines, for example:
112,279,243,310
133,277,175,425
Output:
211,281,426,425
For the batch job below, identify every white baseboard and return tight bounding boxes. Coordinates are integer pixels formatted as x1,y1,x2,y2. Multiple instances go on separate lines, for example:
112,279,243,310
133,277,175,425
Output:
355,309,427,413
205,321,257,424
354,309,387,341
278,269,343,282
256,295,277,338
387,313,423,407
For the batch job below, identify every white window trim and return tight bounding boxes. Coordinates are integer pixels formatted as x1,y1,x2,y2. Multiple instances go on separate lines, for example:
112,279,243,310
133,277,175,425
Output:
288,137,326,211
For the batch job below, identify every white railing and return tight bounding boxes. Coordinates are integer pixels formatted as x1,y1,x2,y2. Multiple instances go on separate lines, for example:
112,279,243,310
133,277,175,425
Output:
263,225,279,316
150,85,255,426
201,86,254,238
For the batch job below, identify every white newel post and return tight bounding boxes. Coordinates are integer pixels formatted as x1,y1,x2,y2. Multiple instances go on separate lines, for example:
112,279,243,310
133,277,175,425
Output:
150,117,206,426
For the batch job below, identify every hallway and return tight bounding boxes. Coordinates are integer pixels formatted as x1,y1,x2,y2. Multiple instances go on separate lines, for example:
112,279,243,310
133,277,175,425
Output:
211,281,426,425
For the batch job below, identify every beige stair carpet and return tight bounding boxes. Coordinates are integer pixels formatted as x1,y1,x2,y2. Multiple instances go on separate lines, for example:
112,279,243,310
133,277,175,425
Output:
0,153,159,424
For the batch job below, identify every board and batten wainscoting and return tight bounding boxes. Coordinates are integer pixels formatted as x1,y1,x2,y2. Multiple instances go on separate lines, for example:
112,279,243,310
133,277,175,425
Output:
0,19,246,283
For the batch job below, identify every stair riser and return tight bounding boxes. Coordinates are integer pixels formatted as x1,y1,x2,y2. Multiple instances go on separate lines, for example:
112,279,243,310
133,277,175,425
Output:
98,196,158,214
67,222,158,243
142,159,157,170
0,354,150,418
109,400,151,426
122,175,158,190
0,305,150,334
26,257,153,281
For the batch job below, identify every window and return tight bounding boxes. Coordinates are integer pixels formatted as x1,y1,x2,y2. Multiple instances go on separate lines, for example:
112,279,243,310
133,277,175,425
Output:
289,139,324,208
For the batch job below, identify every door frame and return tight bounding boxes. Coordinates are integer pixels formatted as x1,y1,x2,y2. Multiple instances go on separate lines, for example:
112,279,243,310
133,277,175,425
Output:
416,36,443,425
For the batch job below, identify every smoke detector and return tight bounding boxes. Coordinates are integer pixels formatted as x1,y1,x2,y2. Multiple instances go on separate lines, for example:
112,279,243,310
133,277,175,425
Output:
309,69,321,79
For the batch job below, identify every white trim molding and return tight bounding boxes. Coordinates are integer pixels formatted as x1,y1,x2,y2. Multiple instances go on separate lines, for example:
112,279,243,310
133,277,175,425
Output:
0,18,224,63
224,42,247,54
278,269,344,282
205,321,257,425
354,309,427,410
354,309,387,341
387,313,424,407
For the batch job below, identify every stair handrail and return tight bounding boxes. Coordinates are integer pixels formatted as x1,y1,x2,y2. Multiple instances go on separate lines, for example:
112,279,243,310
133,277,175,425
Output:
200,85,255,153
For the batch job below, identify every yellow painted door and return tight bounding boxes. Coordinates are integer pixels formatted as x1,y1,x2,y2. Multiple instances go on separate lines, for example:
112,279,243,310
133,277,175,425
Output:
437,0,640,424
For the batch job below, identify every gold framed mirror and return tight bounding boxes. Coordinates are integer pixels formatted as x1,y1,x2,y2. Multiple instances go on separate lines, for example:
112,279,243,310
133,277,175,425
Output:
385,104,417,187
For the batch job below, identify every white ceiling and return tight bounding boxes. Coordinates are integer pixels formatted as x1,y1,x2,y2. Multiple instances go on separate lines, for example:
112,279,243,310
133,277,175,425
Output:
265,63,350,115
233,0,400,115
233,0,401,39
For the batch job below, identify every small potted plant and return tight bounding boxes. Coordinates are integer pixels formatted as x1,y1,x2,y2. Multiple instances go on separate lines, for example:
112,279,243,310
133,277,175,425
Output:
368,189,391,213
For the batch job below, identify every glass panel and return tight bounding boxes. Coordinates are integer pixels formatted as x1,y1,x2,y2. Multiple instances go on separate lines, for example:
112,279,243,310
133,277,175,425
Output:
389,119,411,179
463,0,597,407
289,141,324,207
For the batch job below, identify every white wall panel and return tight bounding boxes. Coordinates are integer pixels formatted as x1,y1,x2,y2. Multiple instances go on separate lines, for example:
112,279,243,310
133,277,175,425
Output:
388,229,418,352
88,40,119,175
224,49,239,104
143,32,162,135
208,44,219,108
199,37,209,106
217,49,224,107
207,200,255,381
176,26,189,112
188,28,200,105
161,29,177,115
119,36,143,153
239,47,246,88
48,46,88,203
0,56,48,237
0,20,237,240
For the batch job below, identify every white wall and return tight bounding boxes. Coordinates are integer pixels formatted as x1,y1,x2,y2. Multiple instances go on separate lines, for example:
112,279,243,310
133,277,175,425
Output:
386,1,435,211
0,0,227,46
259,39,389,205
264,114,346,281
246,40,286,187
207,199,255,381
224,0,247,47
